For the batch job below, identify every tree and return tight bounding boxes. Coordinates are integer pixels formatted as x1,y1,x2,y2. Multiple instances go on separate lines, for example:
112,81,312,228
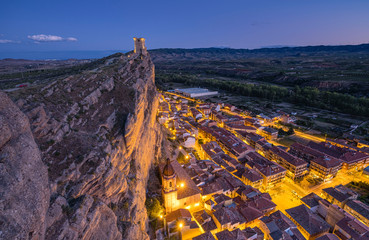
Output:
287,127,295,135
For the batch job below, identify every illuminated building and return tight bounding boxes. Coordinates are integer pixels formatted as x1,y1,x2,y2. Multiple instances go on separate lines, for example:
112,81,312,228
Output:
321,185,358,208
285,205,330,240
161,159,201,213
175,88,218,98
344,200,369,226
244,152,286,191
267,146,308,180
257,127,278,141
133,37,147,55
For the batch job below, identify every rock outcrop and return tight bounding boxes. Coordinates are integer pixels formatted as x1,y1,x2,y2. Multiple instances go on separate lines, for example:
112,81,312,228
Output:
1,50,163,239
0,91,50,239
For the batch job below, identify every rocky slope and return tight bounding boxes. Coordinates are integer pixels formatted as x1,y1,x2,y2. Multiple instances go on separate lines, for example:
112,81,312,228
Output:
0,51,164,239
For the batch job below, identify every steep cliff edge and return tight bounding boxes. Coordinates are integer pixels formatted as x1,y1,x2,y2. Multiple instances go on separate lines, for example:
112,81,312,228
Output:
0,91,50,240
1,51,163,239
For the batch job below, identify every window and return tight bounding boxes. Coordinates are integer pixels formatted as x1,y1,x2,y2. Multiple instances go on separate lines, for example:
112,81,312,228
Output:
169,182,172,187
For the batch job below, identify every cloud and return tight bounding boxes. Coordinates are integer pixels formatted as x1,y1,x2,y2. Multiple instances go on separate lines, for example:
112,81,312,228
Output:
27,34,78,42
0,39,18,44
66,37,77,41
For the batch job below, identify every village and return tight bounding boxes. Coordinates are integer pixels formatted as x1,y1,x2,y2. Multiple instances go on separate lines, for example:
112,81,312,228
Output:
155,87,369,240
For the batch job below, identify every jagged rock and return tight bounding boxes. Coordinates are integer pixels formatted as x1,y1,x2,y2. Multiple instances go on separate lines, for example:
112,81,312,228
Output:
0,91,50,240
2,51,163,239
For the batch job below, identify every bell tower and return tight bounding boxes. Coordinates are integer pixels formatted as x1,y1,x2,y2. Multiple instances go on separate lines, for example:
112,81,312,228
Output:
162,158,177,213
133,37,147,55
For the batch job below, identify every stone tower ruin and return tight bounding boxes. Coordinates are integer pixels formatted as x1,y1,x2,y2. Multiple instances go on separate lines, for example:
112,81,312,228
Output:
133,37,147,55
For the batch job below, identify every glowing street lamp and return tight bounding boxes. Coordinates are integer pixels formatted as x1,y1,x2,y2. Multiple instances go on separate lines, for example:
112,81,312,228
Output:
179,146,182,150
178,222,183,229
180,182,185,188
185,155,189,160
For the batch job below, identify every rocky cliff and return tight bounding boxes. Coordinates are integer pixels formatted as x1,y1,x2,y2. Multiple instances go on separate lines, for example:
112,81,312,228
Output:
0,51,164,239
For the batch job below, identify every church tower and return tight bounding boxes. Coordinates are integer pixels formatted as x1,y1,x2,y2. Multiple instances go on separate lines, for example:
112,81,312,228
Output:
133,37,147,55
162,158,177,213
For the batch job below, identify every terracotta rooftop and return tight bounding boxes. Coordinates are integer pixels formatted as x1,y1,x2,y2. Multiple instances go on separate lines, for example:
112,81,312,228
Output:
245,152,286,177
322,185,357,203
300,192,324,208
213,207,246,226
238,205,263,223
335,216,369,240
166,208,192,223
193,232,216,240
310,155,342,169
242,168,263,182
315,233,339,240
270,146,307,167
346,200,369,220
285,204,330,236
260,210,305,240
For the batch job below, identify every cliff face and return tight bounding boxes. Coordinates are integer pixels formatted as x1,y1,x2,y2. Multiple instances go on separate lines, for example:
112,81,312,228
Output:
0,91,50,240
0,52,163,239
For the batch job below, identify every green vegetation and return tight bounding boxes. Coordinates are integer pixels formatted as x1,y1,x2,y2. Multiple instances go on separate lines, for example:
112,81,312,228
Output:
145,196,164,231
157,73,369,117
0,53,123,89
348,181,369,205
145,197,163,219
278,127,294,138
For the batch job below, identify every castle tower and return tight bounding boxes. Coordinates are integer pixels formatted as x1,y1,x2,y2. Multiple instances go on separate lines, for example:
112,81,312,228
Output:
162,158,177,213
133,37,147,55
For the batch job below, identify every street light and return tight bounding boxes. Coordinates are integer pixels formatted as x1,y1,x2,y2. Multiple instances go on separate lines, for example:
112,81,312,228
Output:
180,183,185,188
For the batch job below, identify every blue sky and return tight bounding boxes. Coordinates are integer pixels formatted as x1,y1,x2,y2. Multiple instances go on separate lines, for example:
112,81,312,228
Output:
1,0,369,54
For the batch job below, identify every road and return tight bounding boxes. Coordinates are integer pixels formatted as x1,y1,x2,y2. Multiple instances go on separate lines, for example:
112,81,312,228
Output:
268,169,368,213
294,130,326,143
163,91,202,104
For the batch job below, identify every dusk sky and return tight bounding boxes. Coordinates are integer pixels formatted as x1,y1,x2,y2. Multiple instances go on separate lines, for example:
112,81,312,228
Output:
1,0,369,56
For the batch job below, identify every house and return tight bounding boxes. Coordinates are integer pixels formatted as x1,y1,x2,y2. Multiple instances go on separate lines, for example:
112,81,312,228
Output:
213,193,233,207
166,208,192,228
307,141,368,171
285,205,330,240
267,146,308,179
237,132,264,148
212,207,246,231
321,185,358,208
241,168,263,189
259,210,306,240
258,127,278,140
309,156,342,181
344,200,369,226
237,204,264,227
193,232,216,240
193,210,218,234
333,215,369,240
300,192,324,213
315,234,339,240
223,103,236,112
244,152,286,190
190,108,203,120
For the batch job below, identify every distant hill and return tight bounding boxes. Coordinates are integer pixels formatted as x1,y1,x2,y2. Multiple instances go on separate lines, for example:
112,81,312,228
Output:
151,43,369,54
150,43,369,61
